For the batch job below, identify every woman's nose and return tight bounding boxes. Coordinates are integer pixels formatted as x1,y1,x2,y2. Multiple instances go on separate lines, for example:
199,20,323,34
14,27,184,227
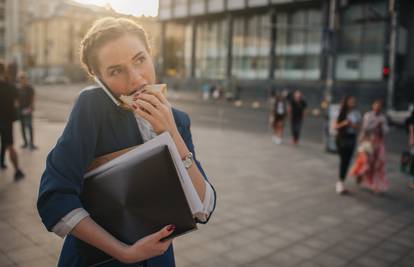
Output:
128,67,146,88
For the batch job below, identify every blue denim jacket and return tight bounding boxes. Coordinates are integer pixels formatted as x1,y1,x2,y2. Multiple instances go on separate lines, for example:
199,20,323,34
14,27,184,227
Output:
37,87,215,267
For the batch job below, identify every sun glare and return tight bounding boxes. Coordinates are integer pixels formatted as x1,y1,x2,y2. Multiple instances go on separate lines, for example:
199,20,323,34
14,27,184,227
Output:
74,0,159,17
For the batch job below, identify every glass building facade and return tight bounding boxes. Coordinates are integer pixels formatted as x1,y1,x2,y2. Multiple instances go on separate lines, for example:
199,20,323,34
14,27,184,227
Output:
274,8,322,80
232,14,271,79
196,19,228,79
158,0,409,107
335,2,388,81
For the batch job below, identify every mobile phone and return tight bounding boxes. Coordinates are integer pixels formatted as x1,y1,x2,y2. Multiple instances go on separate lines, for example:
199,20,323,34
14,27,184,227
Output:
94,77,122,107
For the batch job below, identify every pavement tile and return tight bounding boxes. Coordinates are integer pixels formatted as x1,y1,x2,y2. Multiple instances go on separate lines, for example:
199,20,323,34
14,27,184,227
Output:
302,237,335,251
248,259,276,267
223,246,264,265
378,241,412,256
287,244,320,259
173,255,192,267
296,261,322,267
0,230,34,253
6,247,49,265
311,254,348,267
367,248,406,263
0,252,14,267
277,229,308,242
16,256,56,267
267,250,305,267
191,255,239,267
237,228,267,242
258,222,284,235
330,243,372,262
353,256,392,267
262,235,295,251
175,246,213,265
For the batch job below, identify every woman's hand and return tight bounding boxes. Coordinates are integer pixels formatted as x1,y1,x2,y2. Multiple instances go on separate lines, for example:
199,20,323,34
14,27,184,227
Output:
131,90,178,135
120,225,175,263
334,119,349,130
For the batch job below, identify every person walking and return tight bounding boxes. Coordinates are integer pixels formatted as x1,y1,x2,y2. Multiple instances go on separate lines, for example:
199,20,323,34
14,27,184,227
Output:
271,94,287,144
350,100,389,193
404,110,414,189
0,61,25,179
18,72,37,150
288,90,307,145
334,96,361,194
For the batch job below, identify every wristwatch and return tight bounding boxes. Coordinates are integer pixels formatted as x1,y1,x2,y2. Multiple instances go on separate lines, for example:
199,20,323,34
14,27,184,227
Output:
182,152,193,169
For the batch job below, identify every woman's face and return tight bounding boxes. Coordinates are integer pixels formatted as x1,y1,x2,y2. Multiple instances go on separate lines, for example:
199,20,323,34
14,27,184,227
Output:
372,101,383,113
97,34,156,97
347,97,356,109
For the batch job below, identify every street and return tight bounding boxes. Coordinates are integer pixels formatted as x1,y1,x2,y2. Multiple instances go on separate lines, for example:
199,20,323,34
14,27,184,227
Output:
0,84,413,267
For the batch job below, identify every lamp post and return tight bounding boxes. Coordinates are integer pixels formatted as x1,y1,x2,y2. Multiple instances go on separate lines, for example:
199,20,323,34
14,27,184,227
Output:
387,0,398,110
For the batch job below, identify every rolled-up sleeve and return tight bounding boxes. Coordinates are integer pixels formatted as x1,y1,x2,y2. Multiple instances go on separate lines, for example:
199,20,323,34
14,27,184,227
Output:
37,91,100,233
52,208,90,238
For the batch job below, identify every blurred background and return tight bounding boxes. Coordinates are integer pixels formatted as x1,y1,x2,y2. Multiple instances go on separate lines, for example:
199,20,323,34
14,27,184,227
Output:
1,1,414,267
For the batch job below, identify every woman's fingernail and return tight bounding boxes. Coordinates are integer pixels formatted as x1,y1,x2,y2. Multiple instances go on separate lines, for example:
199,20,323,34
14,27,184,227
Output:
167,225,176,231
132,104,137,109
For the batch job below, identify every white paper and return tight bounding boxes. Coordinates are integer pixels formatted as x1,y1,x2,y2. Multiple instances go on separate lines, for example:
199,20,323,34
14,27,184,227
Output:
84,132,204,215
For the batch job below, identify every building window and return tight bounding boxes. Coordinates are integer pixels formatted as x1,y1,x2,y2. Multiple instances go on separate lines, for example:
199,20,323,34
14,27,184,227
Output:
232,13,271,79
274,9,322,80
195,19,228,79
164,22,191,78
335,2,387,81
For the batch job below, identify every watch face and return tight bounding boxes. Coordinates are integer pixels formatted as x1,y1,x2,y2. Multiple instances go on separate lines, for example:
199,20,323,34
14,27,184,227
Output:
184,159,191,168
183,152,193,169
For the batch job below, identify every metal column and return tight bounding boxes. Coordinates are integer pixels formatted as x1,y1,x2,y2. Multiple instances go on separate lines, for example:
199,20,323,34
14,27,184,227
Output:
387,0,398,110
324,0,337,104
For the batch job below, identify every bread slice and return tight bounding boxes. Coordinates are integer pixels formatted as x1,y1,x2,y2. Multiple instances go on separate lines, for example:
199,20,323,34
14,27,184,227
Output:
119,84,167,110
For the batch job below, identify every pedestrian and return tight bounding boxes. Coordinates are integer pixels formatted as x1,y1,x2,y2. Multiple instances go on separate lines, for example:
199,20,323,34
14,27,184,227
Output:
18,72,38,150
334,95,361,194
37,17,216,267
288,90,307,145
0,60,25,179
403,110,414,189
271,93,287,144
350,100,389,193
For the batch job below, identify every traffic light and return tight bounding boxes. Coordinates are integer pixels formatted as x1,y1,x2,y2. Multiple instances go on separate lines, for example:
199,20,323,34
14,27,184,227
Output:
383,66,390,79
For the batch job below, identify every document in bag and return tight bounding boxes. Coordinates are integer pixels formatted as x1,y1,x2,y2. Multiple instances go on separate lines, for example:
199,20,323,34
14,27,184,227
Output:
79,132,204,266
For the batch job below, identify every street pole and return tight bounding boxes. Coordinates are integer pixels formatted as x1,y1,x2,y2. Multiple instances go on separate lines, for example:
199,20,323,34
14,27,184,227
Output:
325,0,336,104
387,0,398,110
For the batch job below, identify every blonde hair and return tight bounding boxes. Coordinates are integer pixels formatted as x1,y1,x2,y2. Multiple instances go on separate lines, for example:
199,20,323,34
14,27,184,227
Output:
80,17,151,77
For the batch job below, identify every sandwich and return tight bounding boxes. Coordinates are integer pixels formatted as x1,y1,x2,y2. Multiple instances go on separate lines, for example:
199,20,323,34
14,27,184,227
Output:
119,84,167,111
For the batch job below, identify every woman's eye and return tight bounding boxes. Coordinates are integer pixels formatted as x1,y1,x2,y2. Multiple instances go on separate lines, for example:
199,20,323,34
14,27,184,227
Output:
136,57,145,64
110,68,122,76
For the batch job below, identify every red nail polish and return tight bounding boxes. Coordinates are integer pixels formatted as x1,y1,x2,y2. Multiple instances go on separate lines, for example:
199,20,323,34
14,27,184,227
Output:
167,225,176,231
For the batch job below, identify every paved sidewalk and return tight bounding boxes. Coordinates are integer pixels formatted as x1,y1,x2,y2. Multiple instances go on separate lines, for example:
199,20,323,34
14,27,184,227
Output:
0,118,413,267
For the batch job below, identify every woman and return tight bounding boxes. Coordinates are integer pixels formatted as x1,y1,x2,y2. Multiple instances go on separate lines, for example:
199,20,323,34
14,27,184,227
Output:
334,96,361,194
271,94,287,144
350,100,389,193
404,110,414,189
37,17,216,266
288,90,307,145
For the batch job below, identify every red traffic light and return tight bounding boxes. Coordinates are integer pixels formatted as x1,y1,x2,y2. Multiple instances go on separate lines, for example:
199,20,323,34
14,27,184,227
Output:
383,66,390,76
